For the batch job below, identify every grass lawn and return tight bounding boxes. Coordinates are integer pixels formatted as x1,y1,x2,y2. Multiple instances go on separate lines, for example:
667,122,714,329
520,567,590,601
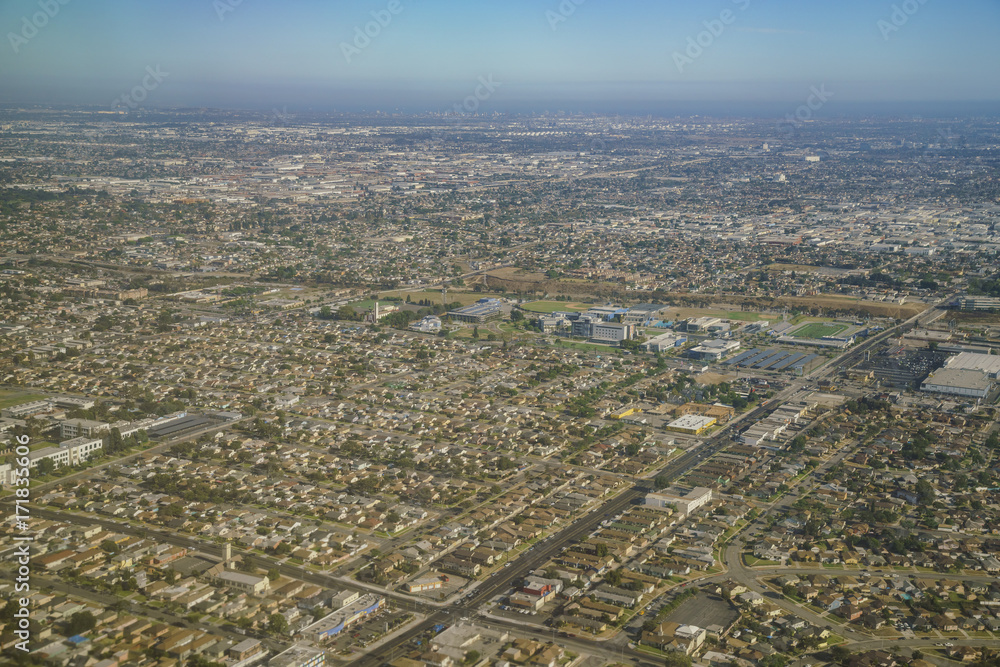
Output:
347,299,405,311
378,289,507,308
0,390,48,410
791,322,849,339
522,300,589,313
29,440,58,452
873,628,902,637
743,555,781,567
635,644,671,658
724,311,761,321
550,338,619,353
452,327,495,340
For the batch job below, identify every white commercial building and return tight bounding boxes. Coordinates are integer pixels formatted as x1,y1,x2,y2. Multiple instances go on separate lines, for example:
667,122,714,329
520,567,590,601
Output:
645,487,713,516
60,419,110,440
642,333,687,353
676,624,707,649
666,415,717,435
216,571,271,595
945,352,1000,379
685,317,722,332
1,400,53,419
27,436,104,470
688,339,740,361
920,368,992,399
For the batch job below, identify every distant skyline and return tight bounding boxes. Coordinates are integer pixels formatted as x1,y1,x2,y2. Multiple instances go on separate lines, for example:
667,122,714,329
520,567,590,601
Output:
1,0,999,115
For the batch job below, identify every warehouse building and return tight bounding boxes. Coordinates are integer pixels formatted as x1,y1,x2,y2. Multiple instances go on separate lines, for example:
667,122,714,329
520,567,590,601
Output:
304,595,383,641
52,396,96,410
666,415,717,435
682,317,721,332
944,352,1000,378
921,368,993,399
1,399,53,419
447,298,502,324
958,296,1000,311
586,306,628,321
687,339,740,361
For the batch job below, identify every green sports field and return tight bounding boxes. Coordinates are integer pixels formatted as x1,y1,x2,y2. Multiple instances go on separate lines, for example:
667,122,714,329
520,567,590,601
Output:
0,390,47,410
522,301,589,313
791,322,849,339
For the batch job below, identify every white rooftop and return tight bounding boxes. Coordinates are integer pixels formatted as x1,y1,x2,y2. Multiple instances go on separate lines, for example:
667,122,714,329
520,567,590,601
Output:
945,352,1000,378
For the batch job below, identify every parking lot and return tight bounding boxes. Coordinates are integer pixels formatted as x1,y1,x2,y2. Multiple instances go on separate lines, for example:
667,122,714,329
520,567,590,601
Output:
665,592,740,630
324,609,414,656
490,598,553,626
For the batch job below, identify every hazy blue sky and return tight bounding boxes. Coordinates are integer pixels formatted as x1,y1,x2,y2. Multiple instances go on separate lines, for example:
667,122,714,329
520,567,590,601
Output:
1,0,998,114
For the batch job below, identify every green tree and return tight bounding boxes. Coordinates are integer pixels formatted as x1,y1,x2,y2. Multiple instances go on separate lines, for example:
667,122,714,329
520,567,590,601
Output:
915,479,935,503
65,610,97,636
37,457,56,476
830,645,852,665
268,613,288,635
663,652,693,667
